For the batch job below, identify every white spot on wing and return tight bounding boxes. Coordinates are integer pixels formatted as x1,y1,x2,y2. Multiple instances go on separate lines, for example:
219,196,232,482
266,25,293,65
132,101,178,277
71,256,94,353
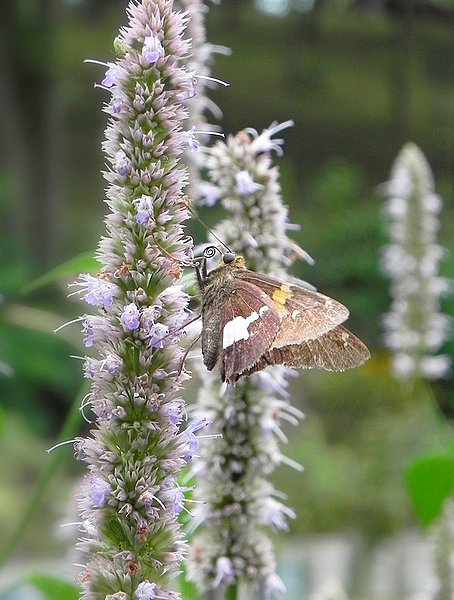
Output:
222,306,269,349
341,331,350,347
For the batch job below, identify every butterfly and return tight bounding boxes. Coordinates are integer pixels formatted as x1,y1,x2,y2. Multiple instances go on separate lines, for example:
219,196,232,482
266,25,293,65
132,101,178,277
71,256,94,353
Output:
195,246,370,385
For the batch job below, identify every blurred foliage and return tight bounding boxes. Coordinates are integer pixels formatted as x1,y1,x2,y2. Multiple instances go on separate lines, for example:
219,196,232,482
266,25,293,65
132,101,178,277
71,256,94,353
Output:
0,1,453,591
272,359,453,538
0,573,80,600
0,413,80,558
407,451,454,528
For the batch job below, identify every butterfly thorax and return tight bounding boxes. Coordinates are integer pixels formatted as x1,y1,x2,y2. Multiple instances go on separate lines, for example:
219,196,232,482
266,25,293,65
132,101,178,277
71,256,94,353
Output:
201,256,246,303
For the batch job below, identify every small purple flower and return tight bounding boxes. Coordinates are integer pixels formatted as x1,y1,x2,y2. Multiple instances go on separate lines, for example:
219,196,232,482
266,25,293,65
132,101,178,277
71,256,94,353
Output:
182,417,211,460
121,303,141,331
138,490,157,514
160,483,193,516
198,181,221,207
111,95,123,115
84,355,122,382
186,126,199,152
101,63,120,88
114,150,131,177
263,498,296,531
235,170,264,196
184,431,199,461
73,439,86,461
149,322,170,348
247,120,294,156
213,557,235,587
142,34,164,65
135,581,157,600
161,400,183,425
73,274,116,308
100,354,123,377
169,489,185,516
263,573,286,599
89,475,111,508
134,195,155,225
82,320,95,348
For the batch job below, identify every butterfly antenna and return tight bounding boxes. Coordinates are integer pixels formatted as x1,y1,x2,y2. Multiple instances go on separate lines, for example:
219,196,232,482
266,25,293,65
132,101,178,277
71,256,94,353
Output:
188,205,232,254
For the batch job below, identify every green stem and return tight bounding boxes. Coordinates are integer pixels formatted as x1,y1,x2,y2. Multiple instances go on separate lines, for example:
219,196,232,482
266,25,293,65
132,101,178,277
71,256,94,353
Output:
0,383,87,567
225,584,239,600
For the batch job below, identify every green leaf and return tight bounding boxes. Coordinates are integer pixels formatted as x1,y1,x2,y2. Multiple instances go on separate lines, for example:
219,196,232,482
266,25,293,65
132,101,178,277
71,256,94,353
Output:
406,453,454,527
28,573,80,600
21,251,99,295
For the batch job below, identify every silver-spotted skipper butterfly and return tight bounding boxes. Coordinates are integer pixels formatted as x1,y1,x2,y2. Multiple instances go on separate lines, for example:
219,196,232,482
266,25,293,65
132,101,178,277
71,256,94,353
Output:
196,246,370,385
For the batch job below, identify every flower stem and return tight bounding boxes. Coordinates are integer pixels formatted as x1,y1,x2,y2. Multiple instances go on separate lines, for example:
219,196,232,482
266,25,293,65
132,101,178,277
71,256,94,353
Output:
225,584,239,600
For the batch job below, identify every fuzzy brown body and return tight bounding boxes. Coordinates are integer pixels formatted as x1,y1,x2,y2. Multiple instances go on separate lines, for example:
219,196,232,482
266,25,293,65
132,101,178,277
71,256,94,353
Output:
199,254,370,384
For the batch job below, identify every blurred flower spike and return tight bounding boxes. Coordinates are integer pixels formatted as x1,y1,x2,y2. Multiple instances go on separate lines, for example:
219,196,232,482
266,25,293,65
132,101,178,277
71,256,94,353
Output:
381,142,452,381
187,123,305,598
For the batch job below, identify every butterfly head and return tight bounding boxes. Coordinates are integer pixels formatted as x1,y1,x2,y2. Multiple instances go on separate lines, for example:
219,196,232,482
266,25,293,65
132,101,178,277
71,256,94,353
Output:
196,246,246,291
202,245,245,269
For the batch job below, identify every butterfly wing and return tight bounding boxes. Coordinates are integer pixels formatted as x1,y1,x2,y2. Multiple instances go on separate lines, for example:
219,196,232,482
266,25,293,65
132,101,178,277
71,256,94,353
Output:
218,280,281,383
243,325,370,377
201,258,369,383
237,270,350,346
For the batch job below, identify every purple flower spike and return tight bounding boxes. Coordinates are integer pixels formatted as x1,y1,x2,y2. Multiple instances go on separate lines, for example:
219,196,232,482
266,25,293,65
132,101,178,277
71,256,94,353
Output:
70,1,202,598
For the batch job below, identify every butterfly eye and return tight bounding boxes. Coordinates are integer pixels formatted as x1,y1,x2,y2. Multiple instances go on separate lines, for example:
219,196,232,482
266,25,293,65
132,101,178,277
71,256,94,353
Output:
222,252,236,264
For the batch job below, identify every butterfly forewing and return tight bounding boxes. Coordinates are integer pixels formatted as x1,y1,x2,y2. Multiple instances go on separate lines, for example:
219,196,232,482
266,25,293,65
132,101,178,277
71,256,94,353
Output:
237,270,350,345
219,280,281,382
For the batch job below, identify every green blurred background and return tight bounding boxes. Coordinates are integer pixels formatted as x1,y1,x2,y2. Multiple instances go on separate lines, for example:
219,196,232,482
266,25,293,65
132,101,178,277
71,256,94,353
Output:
0,0,453,598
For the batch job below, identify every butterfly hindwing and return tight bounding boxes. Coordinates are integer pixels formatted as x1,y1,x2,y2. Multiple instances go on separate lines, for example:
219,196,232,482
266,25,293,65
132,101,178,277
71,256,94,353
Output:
243,325,370,377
